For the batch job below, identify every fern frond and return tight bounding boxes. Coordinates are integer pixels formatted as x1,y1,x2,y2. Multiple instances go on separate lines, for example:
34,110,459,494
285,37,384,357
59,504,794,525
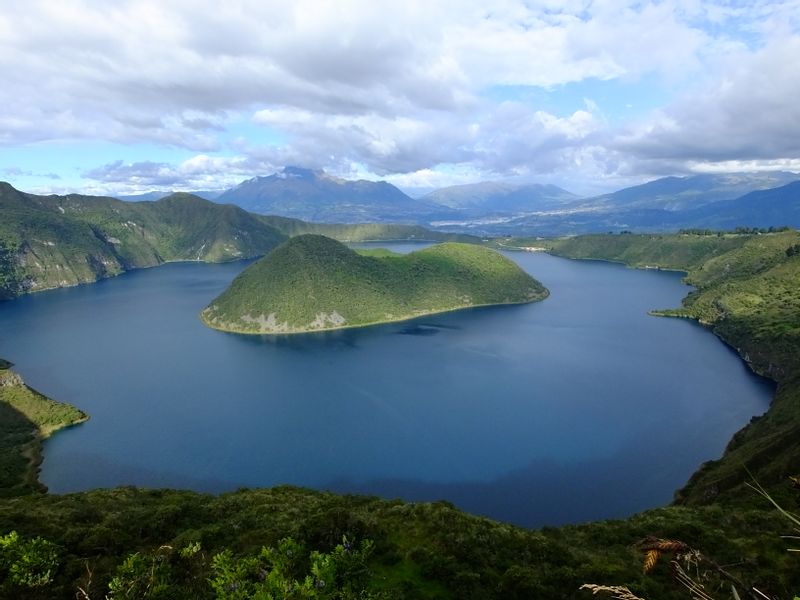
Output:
643,550,661,574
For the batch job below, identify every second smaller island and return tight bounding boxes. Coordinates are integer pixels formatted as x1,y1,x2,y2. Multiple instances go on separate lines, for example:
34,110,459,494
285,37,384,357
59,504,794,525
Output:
200,235,549,334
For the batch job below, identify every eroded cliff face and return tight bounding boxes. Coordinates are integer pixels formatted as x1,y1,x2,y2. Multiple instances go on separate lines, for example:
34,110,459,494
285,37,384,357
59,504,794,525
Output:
15,239,128,293
0,226,132,299
0,369,24,388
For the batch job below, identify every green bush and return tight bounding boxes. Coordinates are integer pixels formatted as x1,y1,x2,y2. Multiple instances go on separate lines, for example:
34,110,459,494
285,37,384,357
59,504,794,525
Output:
0,530,60,589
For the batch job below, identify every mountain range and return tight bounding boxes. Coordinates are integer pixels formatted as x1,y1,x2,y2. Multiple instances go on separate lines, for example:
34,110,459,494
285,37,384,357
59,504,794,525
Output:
3,167,799,298
106,167,800,236
686,180,800,229
420,181,577,216
580,172,798,211
429,172,800,236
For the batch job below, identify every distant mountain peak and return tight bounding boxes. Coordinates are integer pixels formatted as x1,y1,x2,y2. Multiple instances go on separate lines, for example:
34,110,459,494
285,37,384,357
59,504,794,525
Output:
587,171,800,211
217,166,450,223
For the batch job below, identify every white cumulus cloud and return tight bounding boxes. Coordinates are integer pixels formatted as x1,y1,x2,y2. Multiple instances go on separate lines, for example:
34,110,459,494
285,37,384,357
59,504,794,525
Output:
2,0,799,192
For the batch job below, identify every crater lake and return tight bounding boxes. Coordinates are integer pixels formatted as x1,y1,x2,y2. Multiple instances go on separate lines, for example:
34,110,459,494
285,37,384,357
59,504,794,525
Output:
0,244,773,527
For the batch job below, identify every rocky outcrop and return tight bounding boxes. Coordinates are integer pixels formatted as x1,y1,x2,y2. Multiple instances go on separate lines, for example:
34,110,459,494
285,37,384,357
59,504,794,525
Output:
0,369,24,388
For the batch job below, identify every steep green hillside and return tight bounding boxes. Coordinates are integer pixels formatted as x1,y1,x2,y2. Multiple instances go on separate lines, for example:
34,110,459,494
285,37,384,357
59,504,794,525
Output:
126,193,287,262
0,363,86,497
521,232,750,271
530,231,800,503
0,183,287,296
201,235,547,334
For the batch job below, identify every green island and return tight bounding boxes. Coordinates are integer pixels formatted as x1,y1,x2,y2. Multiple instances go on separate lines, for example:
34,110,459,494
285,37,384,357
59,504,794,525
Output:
200,235,547,334
1,230,800,598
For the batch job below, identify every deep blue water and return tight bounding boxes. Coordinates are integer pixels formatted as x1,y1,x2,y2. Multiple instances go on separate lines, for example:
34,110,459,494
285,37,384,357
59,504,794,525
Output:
0,245,772,527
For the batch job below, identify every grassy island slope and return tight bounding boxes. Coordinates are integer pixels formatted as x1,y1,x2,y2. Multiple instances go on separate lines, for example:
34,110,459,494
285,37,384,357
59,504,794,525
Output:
201,235,548,334
0,362,86,497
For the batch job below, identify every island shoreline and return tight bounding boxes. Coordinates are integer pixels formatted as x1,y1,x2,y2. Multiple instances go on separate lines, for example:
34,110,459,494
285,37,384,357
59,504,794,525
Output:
199,292,549,336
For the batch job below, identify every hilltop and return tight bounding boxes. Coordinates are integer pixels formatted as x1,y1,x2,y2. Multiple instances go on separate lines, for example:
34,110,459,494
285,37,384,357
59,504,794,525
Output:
113,190,224,202
201,235,547,334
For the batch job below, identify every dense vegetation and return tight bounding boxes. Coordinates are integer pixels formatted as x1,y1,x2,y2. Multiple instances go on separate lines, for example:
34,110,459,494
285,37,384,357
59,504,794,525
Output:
503,232,752,271
201,235,547,334
1,486,797,599
0,363,86,497
0,242,24,301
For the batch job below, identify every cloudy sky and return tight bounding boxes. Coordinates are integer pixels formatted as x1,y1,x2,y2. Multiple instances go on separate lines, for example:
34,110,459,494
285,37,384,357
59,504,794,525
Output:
1,0,799,197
